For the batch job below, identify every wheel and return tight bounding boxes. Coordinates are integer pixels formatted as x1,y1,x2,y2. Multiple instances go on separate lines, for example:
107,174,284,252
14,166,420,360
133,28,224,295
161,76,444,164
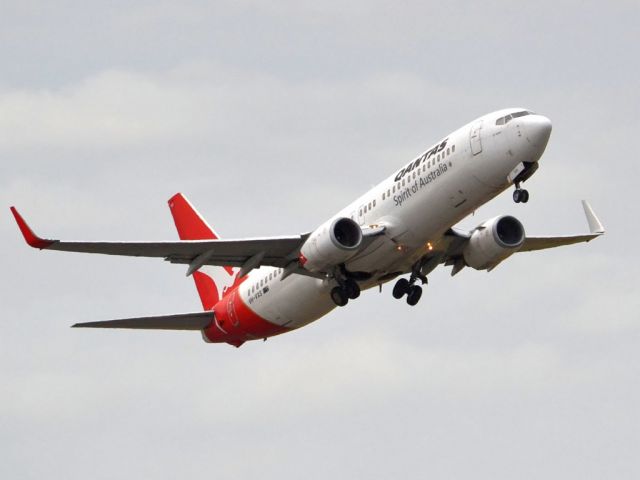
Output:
520,189,529,203
344,279,360,299
330,287,349,307
513,189,522,203
406,285,423,306
392,278,410,299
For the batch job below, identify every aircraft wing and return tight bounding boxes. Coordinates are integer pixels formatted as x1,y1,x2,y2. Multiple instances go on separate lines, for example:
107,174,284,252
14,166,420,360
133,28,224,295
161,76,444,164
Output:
519,201,604,252
10,207,309,273
441,201,604,274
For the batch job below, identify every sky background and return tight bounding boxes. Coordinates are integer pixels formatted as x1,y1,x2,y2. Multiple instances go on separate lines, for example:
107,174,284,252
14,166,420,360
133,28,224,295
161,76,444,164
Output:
1,1,639,479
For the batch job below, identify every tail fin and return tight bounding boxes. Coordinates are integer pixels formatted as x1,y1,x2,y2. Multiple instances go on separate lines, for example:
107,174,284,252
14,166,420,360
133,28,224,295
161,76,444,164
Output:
168,193,237,310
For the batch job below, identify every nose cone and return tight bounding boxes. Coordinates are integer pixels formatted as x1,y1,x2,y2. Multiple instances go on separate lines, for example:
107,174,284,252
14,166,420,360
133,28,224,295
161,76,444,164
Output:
524,115,552,159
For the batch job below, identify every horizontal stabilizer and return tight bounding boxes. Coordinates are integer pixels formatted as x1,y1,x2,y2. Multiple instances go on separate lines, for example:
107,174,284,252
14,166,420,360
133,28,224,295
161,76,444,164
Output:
72,311,214,330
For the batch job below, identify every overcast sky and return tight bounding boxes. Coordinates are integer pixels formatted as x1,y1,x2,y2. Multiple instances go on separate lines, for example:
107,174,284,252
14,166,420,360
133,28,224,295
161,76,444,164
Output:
1,2,639,479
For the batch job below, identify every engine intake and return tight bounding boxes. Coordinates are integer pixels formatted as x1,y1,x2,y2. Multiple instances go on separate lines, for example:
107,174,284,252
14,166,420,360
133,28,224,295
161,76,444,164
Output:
300,217,363,272
463,215,525,270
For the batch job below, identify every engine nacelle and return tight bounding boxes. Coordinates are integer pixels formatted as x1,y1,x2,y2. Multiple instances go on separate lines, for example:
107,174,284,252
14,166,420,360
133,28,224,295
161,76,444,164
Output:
463,215,525,270
300,217,363,272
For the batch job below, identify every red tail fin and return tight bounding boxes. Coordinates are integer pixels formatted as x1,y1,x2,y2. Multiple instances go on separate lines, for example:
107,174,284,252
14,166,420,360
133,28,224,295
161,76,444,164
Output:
168,193,235,310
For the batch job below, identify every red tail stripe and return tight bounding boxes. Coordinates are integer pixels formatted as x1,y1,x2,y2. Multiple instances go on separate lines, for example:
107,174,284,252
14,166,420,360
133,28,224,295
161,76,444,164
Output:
167,193,233,276
167,193,218,241
193,271,219,310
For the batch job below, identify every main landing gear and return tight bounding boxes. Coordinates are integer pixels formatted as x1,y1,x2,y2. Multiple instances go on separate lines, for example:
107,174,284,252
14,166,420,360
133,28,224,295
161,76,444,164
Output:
330,278,360,307
513,183,530,204
392,265,428,306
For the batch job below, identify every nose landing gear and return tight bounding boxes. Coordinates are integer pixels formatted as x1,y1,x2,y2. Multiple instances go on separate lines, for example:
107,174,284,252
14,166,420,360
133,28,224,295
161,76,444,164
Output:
513,183,530,203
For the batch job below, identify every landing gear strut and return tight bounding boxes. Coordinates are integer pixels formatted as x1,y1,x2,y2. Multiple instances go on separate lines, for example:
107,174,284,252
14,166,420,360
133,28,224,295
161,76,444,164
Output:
392,262,428,306
513,183,529,204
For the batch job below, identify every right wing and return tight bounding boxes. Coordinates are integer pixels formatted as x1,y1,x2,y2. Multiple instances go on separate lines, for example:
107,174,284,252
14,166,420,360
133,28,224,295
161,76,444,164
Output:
519,201,605,252
440,200,604,275
10,206,310,275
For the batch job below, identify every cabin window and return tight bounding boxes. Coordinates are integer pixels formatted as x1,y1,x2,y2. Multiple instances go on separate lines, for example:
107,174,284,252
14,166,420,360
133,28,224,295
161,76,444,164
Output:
452,145,456,153
402,179,405,186
387,188,391,197
368,202,372,210
373,199,376,207
382,192,385,200
446,148,450,155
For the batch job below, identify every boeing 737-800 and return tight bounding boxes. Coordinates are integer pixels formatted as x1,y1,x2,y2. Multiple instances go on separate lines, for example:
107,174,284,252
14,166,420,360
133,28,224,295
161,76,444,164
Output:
11,108,604,347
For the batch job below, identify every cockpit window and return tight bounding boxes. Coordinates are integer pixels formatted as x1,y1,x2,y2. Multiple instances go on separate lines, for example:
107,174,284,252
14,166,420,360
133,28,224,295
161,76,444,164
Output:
495,110,534,125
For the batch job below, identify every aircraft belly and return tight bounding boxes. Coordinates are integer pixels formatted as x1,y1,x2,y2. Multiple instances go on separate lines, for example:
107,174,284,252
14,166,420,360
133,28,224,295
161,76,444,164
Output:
243,274,335,330
347,235,398,272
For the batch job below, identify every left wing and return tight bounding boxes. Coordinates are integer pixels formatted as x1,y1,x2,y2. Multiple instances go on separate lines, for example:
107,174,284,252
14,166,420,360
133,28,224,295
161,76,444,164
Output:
10,206,309,274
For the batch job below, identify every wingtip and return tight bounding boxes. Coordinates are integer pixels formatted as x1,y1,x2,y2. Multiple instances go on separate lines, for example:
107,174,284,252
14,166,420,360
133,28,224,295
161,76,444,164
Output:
9,206,55,249
581,200,605,235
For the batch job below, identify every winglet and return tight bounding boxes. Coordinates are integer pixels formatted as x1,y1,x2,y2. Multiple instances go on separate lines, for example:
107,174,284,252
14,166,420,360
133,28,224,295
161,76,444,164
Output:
9,207,55,249
581,201,605,235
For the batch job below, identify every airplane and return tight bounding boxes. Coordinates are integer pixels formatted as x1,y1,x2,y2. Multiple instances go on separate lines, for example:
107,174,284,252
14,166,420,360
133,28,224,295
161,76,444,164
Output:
10,108,605,347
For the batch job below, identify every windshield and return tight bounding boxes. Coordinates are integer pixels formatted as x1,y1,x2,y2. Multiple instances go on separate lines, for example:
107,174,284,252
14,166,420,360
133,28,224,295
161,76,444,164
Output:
495,110,534,125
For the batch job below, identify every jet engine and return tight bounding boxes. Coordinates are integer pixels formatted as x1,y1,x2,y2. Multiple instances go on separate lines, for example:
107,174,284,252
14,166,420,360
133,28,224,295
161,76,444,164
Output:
463,215,525,270
300,217,363,272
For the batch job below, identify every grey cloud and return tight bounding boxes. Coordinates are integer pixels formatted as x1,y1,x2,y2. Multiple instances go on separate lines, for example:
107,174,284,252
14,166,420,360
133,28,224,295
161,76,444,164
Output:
1,1,639,479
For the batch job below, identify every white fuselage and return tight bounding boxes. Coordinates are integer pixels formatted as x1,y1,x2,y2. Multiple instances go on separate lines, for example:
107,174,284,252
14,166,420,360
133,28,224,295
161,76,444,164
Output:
235,108,552,330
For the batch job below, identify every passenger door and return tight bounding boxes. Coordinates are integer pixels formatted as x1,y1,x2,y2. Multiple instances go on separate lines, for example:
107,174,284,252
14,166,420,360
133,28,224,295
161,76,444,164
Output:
470,120,483,155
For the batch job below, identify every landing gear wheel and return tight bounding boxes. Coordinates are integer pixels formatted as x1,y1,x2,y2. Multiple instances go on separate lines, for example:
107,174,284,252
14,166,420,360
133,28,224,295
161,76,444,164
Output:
330,287,349,307
393,278,410,299
344,279,361,299
406,285,423,306
513,188,529,203
513,189,521,203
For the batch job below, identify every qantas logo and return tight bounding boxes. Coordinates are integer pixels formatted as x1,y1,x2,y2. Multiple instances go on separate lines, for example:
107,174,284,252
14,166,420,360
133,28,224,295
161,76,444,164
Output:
394,138,448,182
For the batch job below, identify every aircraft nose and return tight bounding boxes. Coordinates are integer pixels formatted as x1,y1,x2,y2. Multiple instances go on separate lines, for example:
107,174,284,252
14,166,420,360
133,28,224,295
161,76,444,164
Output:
524,115,552,158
